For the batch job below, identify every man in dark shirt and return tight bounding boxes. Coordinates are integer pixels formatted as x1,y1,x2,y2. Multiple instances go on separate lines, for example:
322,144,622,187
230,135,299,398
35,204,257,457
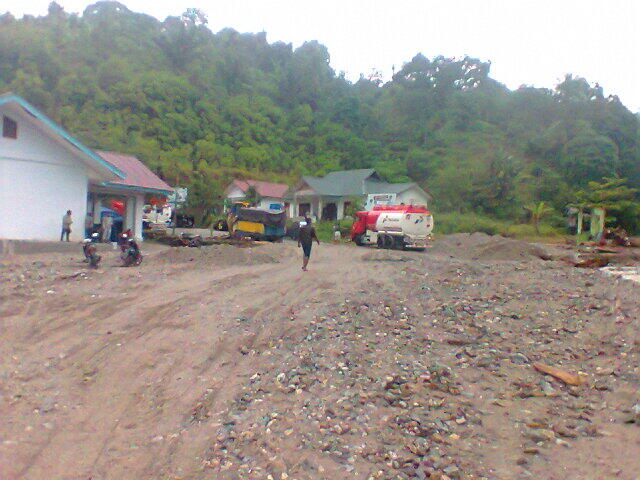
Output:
297,215,320,271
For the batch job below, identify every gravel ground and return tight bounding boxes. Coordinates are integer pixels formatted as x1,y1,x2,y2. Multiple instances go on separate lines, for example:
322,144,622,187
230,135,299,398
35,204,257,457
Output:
0,236,638,480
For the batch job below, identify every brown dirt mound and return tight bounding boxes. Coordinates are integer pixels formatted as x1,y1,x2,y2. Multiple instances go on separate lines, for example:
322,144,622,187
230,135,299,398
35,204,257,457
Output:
430,232,553,262
148,243,285,267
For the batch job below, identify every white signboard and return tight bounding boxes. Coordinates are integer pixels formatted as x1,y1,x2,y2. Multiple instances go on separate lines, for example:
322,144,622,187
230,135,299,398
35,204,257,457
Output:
168,187,188,205
365,193,396,211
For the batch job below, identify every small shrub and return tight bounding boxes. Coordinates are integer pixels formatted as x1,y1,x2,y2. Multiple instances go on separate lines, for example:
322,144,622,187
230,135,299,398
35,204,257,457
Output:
313,219,353,242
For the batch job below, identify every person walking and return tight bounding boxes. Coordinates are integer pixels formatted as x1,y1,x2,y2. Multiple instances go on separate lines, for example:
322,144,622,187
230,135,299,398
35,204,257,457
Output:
60,210,73,241
297,215,320,271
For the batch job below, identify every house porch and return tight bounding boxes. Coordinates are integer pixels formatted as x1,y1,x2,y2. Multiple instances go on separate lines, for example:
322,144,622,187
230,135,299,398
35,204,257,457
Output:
88,185,146,241
288,196,350,221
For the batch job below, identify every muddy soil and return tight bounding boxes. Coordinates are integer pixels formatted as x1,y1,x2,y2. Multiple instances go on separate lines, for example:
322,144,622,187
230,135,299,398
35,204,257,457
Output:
0,237,638,480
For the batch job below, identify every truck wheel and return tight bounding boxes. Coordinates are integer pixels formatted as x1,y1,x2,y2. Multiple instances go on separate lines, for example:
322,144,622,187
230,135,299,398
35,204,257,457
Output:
383,235,394,249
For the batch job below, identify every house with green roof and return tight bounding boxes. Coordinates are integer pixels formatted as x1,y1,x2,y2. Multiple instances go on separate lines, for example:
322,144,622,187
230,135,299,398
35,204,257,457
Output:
286,169,431,220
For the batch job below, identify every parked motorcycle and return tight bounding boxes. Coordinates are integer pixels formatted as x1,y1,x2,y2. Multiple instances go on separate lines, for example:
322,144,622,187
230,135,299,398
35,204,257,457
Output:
177,233,202,247
82,234,101,268
120,234,143,267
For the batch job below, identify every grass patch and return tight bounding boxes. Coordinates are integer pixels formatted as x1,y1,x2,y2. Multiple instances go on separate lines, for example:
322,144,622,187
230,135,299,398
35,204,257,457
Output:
435,212,565,240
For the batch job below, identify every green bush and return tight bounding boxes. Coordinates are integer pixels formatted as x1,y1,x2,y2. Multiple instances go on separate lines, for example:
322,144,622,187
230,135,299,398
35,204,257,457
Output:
313,219,353,242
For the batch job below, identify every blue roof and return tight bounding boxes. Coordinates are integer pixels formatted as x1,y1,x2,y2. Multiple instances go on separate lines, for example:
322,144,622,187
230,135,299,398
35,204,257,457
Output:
0,93,124,179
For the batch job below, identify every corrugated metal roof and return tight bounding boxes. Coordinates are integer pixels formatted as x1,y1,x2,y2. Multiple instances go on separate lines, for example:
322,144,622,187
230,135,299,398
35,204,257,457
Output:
96,150,172,194
294,169,431,200
231,179,289,199
301,169,378,196
365,180,414,194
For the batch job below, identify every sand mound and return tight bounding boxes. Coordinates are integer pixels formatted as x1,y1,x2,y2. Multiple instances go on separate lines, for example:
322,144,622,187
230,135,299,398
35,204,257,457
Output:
148,243,284,267
430,233,553,262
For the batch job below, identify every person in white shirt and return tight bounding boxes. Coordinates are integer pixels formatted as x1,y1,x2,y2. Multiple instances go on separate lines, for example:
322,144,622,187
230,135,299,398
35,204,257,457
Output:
60,210,73,241
102,214,113,242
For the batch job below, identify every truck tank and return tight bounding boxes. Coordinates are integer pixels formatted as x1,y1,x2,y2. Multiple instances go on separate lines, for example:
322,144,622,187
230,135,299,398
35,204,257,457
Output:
351,205,433,249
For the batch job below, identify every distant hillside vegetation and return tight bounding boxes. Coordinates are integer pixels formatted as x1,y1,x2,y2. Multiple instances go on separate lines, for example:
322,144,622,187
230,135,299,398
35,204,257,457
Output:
1,1,638,221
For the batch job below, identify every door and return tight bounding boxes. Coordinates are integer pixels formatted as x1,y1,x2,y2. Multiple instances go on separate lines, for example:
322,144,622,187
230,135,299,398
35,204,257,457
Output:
298,203,311,216
322,203,337,221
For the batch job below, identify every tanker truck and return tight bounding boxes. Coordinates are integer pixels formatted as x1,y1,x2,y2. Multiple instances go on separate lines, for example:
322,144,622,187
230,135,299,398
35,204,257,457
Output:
350,204,433,250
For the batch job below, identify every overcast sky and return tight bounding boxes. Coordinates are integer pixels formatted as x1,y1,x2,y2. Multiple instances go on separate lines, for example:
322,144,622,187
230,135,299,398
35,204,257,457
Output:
4,0,639,111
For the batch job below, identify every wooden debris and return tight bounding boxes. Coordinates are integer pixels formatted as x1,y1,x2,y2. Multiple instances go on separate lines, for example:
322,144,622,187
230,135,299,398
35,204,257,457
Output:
532,362,585,386
573,255,609,268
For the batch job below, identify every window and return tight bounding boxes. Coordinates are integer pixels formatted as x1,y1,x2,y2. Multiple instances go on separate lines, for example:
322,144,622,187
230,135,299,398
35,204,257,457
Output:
3,116,17,139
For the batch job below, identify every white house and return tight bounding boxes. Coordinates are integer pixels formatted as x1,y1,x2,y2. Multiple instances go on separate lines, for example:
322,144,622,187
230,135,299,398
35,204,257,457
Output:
224,179,289,211
0,94,172,241
287,169,431,220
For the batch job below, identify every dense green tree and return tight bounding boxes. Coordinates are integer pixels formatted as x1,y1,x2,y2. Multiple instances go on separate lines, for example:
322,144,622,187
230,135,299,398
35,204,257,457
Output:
561,132,619,183
244,186,262,206
0,1,638,226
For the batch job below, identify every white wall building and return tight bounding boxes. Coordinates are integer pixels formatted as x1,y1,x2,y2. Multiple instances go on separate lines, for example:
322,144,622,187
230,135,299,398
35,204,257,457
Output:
0,94,172,242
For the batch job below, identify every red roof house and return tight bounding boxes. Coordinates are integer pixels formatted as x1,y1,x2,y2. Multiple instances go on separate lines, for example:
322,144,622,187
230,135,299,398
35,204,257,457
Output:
225,179,289,200
96,150,172,194
224,179,290,210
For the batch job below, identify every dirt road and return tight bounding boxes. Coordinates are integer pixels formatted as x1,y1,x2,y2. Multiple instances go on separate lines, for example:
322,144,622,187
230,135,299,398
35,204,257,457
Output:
1,237,639,480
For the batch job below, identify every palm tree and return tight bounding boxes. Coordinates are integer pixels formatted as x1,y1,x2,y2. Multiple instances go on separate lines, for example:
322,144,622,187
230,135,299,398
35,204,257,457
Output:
525,201,553,234
244,185,262,207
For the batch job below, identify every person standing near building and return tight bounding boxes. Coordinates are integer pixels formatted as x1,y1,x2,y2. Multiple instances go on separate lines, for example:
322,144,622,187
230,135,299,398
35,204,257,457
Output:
60,210,72,241
102,213,113,242
297,215,320,271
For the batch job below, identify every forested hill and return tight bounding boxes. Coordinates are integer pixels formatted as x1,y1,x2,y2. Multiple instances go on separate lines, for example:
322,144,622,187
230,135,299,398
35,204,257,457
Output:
1,1,639,218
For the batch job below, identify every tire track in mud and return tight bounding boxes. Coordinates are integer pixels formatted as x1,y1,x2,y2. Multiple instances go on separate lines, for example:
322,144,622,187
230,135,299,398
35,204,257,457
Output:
149,248,403,479
6,263,286,480
83,258,348,478
3,244,412,480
